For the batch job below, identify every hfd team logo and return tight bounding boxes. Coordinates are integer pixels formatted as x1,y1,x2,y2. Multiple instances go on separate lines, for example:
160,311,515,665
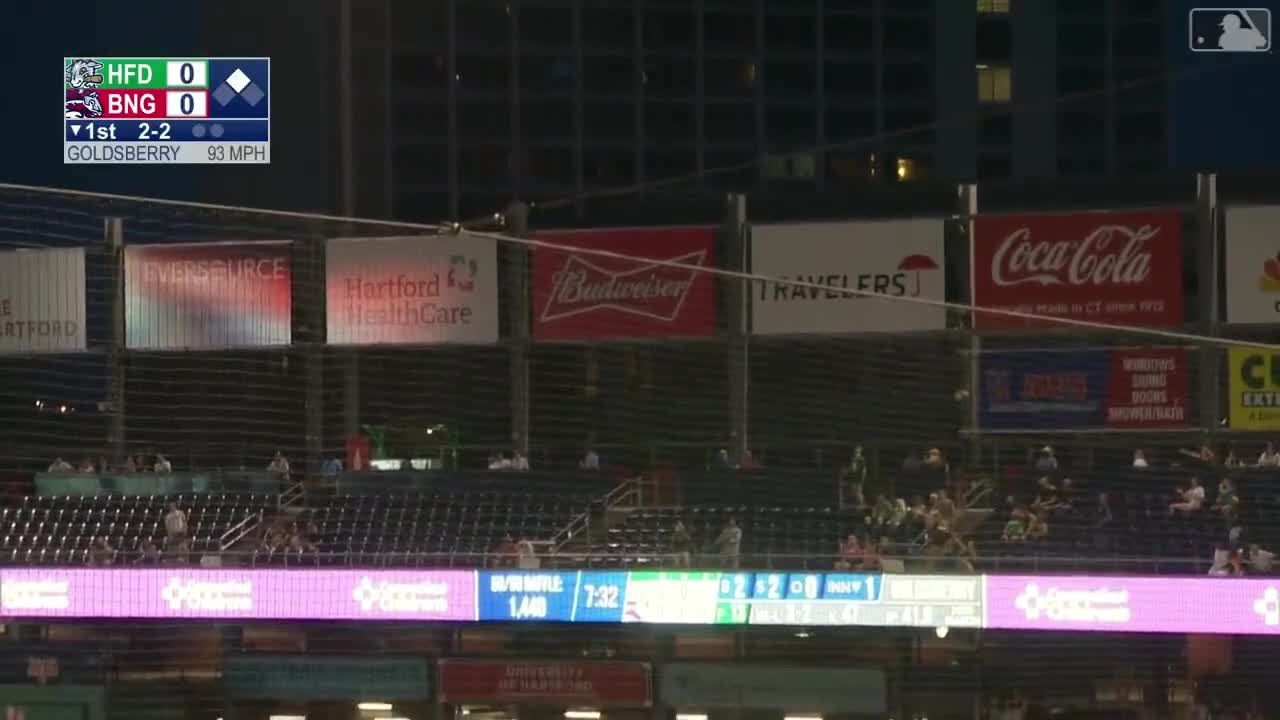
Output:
65,58,104,119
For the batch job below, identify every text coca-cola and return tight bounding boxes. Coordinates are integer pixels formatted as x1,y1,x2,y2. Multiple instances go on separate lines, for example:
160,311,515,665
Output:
991,224,1158,287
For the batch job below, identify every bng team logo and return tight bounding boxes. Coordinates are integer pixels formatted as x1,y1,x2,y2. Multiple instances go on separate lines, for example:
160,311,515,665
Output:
64,58,104,119
1190,8,1272,52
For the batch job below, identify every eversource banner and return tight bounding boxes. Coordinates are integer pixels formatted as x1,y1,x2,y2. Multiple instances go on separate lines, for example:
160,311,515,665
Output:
326,235,498,345
978,347,1188,431
1229,346,1280,429
0,249,86,354
125,242,292,350
751,219,945,334
1225,205,1280,324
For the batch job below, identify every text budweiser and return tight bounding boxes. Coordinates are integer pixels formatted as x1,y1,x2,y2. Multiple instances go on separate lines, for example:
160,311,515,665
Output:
991,224,1159,287
549,268,691,308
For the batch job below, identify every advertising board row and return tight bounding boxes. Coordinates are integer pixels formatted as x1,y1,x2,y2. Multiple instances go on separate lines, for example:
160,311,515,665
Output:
3,205,1280,351
223,656,886,712
3,567,1280,637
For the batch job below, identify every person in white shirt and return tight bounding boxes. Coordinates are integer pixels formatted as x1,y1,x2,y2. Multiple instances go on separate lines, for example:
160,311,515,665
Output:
268,451,290,486
580,448,600,470
1132,449,1149,468
515,538,540,569
511,451,529,471
1169,477,1206,514
153,454,172,473
47,458,72,472
164,502,190,561
1259,442,1280,467
488,453,512,470
715,517,742,569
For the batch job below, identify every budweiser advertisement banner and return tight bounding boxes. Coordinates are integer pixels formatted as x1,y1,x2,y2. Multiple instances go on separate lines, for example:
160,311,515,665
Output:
325,235,499,345
531,227,716,340
125,242,292,350
750,219,946,334
1225,204,1280,324
438,660,653,706
971,210,1184,330
978,347,1189,431
0,249,86,354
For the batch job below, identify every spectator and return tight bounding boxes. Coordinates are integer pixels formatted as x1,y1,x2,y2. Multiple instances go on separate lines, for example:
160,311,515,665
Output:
1259,442,1280,467
842,447,867,508
493,533,517,567
164,502,188,547
515,538,539,569
511,450,530,471
1031,477,1059,512
47,457,72,472
1033,445,1058,474
1002,506,1028,542
1214,478,1240,521
1170,477,1206,514
90,536,115,566
136,538,161,565
77,457,95,474
1225,447,1245,467
835,533,861,570
579,447,600,470
124,454,138,472
922,447,950,487
1026,508,1049,540
1249,543,1275,573
1179,443,1217,466
715,517,742,569
713,449,732,470
321,456,343,479
671,520,693,568
153,454,172,473
96,456,110,474
1132,449,1149,468
268,451,291,486
738,449,761,470
131,453,149,472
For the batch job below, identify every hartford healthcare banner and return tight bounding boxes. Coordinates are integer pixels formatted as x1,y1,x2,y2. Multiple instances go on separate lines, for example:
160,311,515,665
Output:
326,235,499,345
978,347,1188,431
124,242,292,350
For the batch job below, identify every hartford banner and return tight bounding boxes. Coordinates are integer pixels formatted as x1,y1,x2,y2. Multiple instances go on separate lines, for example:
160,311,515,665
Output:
326,235,499,345
1229,346,1280,430
979,347,1188,431
125,242,291,350
0,248,86,354
751,219,945,334
532,226,716,340
971,210,1183,330
1225,205,1280,324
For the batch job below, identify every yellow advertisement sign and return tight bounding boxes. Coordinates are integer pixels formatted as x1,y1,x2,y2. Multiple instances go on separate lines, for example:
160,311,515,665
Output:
1229,346,1280,429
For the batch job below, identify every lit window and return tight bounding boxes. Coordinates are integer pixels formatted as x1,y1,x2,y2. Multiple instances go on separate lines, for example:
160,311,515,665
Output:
976,64,1011,103
977,0,1010,14
896,157,918,181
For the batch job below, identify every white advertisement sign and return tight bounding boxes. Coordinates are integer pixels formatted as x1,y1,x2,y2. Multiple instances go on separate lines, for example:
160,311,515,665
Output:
1226,204,1280,324
0,248,86,354
326,235,499,345
751,219,946,334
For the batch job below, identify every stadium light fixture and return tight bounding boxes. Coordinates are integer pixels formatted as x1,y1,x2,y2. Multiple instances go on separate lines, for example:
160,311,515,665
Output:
935,626,950,639
565,711,602,719
677,714,709,720
358,703,394,712
784,715,823,720
269,716,307,720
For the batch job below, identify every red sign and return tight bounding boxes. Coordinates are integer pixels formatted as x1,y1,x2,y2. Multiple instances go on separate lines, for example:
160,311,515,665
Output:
1104,347,1189,429
438,660,652,706
532,227,716,339
971,210,1183,329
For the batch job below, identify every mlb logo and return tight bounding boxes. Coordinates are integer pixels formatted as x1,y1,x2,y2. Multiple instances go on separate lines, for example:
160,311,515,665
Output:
1190,8,1272,52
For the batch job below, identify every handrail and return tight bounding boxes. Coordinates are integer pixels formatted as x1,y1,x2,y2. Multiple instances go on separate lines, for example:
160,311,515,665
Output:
278,481,305,509
548,477,636,551
218,509,264,552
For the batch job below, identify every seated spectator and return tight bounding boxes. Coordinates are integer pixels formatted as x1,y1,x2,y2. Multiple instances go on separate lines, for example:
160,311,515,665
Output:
77,457,95,474
136,538,161,565
153,454,172,473
713,449,732,470
1179,442,1217,466
1260,442,1280,467
47,457,72,472
1032,477,1060,512
1132,449,1149,468
321,456,343,478
1209,546,1245,577
579,447,600,470
268,451,291,485
492,533,517,567
1249,544,1275,573
1214,478,1240,520
1026,508,1049,540
1170,477,1206,514
515,538,540,569
511,450,530,471
671,520,693,568
90,536,115,566
1033,445,1058,473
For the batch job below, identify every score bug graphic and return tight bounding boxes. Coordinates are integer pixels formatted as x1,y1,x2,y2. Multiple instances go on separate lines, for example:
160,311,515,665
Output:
64,57,270,165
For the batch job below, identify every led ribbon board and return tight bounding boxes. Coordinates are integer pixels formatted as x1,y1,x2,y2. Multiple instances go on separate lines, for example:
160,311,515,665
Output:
64,57,270,164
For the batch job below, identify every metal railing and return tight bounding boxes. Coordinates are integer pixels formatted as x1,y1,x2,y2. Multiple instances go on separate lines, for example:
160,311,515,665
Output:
217,510,264,552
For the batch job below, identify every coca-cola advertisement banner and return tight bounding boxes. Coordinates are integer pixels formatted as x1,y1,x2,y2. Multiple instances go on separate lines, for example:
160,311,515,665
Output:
978,347,1188,431
532,226,716,340
971,210,1184,330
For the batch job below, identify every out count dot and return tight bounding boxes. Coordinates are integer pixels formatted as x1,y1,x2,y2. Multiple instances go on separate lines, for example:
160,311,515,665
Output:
191,124,207,138
210,124,225,139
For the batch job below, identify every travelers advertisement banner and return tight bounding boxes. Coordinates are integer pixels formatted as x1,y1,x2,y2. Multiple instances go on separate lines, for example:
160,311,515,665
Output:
1225,205,1280,324
124,242,291,350
1228,346,1280,429
971,210,1184,330
531,227,716,340
326,235,499,345
978,347,1189,431
750,219,945,334
437,660,652,706
0,248,86,354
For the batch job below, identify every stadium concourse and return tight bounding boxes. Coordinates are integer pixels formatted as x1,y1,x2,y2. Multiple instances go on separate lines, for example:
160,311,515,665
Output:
10,439,1280,575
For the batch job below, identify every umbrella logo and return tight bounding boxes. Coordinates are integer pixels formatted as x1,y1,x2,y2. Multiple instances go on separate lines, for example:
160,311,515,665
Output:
897,254,939,297
1259,252,1280,292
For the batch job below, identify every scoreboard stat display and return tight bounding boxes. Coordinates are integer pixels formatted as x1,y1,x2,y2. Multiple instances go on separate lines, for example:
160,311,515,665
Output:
64,57,270,165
